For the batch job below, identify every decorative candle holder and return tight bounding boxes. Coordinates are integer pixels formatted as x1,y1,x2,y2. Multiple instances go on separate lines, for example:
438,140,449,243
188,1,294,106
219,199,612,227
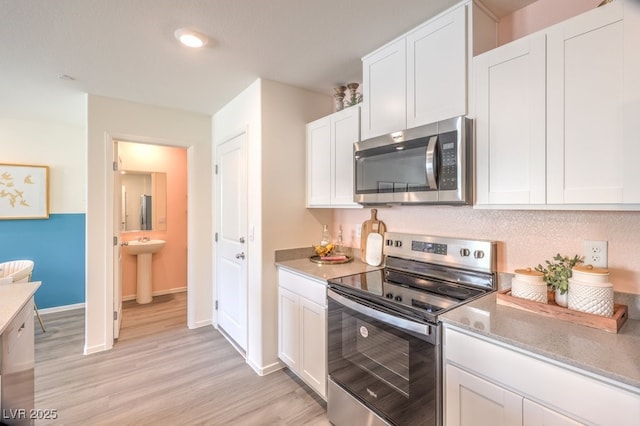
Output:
334,85,346,111
345,82,363,107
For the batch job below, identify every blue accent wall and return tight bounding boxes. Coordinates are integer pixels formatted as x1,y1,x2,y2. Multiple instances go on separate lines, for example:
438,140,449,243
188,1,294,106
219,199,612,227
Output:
0,213,85,309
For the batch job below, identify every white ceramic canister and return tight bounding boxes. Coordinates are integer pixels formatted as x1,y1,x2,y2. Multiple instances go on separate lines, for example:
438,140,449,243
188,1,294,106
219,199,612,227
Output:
511,268,547,303
568,265,614,317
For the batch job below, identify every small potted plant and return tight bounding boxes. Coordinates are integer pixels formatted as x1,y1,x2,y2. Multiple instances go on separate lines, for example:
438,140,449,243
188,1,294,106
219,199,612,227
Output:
535,254,583,307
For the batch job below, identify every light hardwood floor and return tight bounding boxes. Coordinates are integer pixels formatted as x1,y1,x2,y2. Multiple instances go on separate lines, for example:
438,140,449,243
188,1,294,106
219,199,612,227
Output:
34,292,330,425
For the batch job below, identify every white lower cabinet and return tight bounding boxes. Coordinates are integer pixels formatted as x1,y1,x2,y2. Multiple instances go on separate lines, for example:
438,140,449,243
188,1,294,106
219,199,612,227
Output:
522,399,584,426
277,268,327,399
446,364,523,426
444,326,640,426
446,365,582,426
1,298,35,423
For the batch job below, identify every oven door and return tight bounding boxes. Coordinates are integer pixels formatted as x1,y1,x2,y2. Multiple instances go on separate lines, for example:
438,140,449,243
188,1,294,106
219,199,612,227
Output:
327,288,441,426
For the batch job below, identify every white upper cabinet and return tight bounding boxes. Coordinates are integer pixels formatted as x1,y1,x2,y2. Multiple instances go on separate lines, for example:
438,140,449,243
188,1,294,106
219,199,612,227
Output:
474,33,546,205
547,0,640,205
361,38,406,140
307,106,361,208
306,117,332,206
362,2,481,140
475,0,640,209
407,4,467,129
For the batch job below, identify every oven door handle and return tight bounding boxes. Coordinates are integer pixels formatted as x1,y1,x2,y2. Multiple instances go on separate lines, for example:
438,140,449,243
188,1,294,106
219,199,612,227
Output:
328,289,431,337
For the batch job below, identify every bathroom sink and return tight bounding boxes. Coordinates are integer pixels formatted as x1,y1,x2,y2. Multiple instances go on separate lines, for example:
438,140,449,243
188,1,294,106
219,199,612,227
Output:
125,240,165,304
126,239,165,255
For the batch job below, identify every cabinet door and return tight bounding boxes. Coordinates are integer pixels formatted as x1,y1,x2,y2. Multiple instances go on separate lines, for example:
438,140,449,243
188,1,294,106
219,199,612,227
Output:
278,287,300,370
475,33,546,205
306,117,331,206
361,38,406,140
623,0,640,203
547,3,628,204
445,364,522,426
331,106,360,207
523,399,583,426
299,297,327,399
407,4,467,128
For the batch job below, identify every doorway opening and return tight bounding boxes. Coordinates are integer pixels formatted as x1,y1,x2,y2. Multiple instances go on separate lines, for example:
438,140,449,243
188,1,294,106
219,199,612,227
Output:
114,140,188,341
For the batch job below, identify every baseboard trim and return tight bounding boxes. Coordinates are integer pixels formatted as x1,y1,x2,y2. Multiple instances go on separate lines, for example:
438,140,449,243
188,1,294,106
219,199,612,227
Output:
191,319,212,328
38,303,85,315
122,287,187,301
252,360,284,376
84,343,110,355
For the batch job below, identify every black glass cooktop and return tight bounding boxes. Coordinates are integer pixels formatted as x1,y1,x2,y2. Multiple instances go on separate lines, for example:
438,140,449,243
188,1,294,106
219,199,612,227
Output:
328,268,487,321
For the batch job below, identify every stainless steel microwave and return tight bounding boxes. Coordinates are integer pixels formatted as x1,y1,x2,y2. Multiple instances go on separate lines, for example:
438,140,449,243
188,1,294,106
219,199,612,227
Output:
354,116,472,205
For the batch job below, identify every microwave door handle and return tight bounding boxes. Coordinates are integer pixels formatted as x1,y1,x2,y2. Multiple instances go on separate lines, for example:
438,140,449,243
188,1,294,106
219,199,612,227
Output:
425,135,438,189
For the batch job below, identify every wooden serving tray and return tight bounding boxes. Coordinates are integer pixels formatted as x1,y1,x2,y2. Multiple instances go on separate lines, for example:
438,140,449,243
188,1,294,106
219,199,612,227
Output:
496,289,628,333
308,255,354,265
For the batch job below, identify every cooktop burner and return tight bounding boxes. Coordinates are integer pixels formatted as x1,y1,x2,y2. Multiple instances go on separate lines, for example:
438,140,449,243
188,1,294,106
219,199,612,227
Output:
327,233,497,323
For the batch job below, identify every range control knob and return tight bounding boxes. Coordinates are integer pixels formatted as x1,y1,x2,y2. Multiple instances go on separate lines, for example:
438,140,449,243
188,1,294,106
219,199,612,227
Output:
474,250,485,259
394,295,403,302
395,240,403,248
385,293,394,299
459,248,471,257
386,239,393,246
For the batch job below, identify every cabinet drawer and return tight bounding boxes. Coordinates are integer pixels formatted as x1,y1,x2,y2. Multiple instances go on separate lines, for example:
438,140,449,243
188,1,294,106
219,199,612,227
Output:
278,269,326,306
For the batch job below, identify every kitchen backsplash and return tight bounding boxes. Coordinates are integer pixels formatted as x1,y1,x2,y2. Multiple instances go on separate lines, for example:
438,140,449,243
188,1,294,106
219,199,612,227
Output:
334,207,640,295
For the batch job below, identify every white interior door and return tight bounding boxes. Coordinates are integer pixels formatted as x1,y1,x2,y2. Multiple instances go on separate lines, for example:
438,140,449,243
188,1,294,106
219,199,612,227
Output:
113,141,123,339
215,132,248,351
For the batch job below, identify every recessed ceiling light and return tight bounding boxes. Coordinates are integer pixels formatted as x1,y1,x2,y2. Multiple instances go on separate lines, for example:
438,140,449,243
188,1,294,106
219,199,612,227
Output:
174,28,208,48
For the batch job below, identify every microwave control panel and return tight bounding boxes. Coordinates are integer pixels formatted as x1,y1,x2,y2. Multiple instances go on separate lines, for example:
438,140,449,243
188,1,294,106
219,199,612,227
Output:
439,130,458,190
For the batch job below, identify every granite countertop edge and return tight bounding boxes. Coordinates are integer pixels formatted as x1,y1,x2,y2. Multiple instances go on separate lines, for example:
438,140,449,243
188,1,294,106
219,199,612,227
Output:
0,281,41,334
441,292,640,393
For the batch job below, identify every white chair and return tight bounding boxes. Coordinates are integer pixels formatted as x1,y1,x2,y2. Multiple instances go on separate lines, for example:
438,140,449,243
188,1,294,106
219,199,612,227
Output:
0,260,45,332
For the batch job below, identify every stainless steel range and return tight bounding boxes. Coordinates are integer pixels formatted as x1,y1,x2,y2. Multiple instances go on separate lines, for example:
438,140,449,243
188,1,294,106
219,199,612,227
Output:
327,232,497,426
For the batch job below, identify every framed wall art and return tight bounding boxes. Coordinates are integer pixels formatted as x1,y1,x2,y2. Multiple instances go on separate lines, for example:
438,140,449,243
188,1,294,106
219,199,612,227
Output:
0,163,49,219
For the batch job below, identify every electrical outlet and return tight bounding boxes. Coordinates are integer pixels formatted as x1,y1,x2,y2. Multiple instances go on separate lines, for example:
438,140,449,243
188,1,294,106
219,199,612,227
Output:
356,224,362,239
583,240,608,268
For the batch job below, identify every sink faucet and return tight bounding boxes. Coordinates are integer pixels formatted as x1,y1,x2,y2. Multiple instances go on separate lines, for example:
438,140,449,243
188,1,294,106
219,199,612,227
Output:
138,235,150,242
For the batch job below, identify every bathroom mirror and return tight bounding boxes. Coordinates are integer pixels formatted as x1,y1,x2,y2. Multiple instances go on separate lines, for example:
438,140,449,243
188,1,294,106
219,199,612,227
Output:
120,171,167,232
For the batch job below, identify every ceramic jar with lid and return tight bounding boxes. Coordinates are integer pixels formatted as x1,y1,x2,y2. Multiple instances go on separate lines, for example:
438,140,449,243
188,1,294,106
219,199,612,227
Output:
511,268,547,303
568,264,614,317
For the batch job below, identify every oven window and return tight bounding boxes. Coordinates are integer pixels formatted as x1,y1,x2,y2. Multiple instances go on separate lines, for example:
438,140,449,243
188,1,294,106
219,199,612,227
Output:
346,316,410,396
328,296,440,425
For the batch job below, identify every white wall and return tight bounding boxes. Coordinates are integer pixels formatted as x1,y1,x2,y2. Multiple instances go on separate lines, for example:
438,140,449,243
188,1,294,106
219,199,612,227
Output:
212,79,332,374
260,79,332,371
0,117,85,214
86,95,212,354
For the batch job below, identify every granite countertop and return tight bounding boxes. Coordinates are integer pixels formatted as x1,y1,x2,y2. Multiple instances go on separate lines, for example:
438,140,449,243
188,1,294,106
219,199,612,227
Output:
275,256,382,282
0,281,41,334
441,292,640,392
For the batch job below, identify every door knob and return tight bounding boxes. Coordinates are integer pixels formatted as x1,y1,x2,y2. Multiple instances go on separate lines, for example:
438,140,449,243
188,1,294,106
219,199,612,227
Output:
235,252,245,260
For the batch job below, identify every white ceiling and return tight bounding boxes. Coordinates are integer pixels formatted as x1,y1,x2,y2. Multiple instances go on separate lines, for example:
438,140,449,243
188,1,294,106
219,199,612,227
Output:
0,0,536,126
